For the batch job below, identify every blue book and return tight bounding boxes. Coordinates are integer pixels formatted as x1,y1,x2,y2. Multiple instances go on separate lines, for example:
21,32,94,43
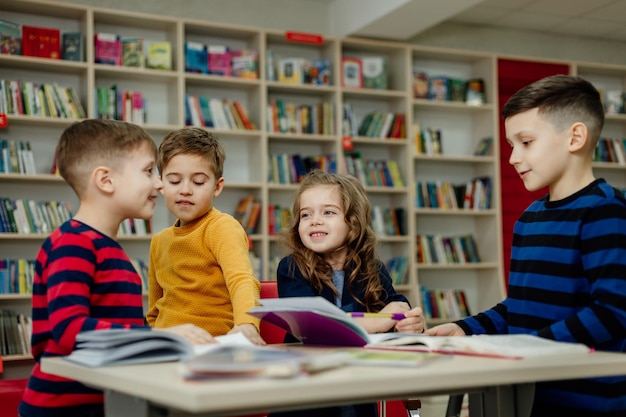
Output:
185,41,207,74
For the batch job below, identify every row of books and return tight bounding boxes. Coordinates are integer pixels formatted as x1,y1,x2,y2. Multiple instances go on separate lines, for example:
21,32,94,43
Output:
94,33,171,70
0,198,73,235
118,218,152,237
185,42,259,79
268,153,337,185
372,206,407,237
416,234,481,265
267,100,335,135
0,258,149,295
267,55,331,86
416,177,492,211
593,137,626,164
344,153,405,188
268,204,292,236
0,309,31,357
95,86,145,124
356,112,406,139
414,124,443,155
185,95,255,130
1,139,36,175
233,196,262,235
420,287,471,320
1,79,86,119
412,71,486,105
386,256,408,286
341,56,388,89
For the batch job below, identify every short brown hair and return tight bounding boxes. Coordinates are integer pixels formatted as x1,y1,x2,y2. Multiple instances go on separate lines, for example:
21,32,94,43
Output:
56,119,155,196
502,75,605,146
157,128,225,177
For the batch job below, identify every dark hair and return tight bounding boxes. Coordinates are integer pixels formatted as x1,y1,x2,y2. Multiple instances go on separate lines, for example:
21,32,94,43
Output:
502,75,605,145
158,128,225,177
56,119,155,196
283,170,386,311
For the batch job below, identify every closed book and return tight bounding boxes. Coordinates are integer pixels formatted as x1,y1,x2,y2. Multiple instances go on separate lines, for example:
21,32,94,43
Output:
121,38,144,68
94,32,121,65
146,41,171,70
185,41,207,73
61,32,83,61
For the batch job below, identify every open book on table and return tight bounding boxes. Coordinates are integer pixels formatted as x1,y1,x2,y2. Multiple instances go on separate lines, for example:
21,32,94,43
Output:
247,296,417,347
64,328,255,367
366,333,593,360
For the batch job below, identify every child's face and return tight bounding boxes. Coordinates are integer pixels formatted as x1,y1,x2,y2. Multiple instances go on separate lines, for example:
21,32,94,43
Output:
505,108,572,198
114,143,162,220
160,153,223,226
298,185,349,267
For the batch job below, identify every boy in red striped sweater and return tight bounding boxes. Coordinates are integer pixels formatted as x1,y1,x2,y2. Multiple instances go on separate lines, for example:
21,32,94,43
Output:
18,119,214,417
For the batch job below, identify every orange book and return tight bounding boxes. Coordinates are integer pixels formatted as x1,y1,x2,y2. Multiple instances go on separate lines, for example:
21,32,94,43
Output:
233,101,255,130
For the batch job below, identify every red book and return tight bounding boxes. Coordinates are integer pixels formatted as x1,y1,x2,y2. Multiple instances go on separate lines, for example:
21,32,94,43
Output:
94,32,121,65
22,25,60,59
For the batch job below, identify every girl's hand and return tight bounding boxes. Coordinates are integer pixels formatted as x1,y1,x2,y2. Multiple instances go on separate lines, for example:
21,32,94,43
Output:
228,323,267,345
162,324,216,345
393,307,425,334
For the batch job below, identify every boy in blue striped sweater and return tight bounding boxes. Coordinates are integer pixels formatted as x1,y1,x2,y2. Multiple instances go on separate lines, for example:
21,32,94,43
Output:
428,75,626,417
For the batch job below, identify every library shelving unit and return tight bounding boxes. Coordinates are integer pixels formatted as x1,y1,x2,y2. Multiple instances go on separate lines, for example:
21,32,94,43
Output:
10,0,626,369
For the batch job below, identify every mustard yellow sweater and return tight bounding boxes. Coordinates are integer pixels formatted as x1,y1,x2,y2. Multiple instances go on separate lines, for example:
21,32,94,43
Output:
147,208,260,336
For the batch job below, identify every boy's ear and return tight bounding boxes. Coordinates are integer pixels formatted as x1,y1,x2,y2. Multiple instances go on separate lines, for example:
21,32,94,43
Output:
568,122,588,152
93,166,114,193
213,177,225,197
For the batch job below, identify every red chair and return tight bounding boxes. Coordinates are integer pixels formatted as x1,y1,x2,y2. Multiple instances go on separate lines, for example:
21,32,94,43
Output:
0,358,28,417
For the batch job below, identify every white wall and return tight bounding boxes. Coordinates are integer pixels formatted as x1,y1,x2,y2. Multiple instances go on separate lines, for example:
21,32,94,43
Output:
51,0,626,66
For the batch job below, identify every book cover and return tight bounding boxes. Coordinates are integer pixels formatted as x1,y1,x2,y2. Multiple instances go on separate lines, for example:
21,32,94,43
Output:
230,49,258,79
361,56,387,90
304,59,331,85
146,41,171,70
412,70,429,98
278,58,303,84
121,38,144,68
465,78,486,106
605,90,624,114
22,25,61,59
0,18,21,55
207,45,231,76
184,41,207,74
428,76,449,101
94,32,121,65
341,57,363,88
61,32,83,61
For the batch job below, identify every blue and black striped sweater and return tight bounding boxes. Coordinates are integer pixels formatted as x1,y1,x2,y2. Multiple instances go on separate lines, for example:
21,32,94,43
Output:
458,179,626,417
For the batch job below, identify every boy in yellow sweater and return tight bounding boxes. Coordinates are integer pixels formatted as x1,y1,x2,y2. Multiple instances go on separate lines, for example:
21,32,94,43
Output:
147,127,264,345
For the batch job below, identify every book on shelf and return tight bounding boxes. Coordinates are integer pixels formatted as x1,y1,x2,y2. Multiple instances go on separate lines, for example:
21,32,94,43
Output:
278,58,304,84
0,309,32,356
0,19,21,55
605,90,624,114
207,45,231,76
341,57,363,88
448,78,465,102
365,334,592,360
473,137,493,156
146,41,171,70
428,75,449,101
22,25,61,59
94,32,121,65
0,258,36,295
361,56,387,90
184,41,208,74
412,70,429,99
420,288,470,320
265,50,277,81
230,49,258,79
61,32,83,61
121,38,144,68
303,59,331,85
465,78,486,105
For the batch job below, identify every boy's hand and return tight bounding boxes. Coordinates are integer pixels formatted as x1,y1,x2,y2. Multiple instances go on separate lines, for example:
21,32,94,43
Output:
229,323,266,345
425,323,465,336
161,324,216,345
